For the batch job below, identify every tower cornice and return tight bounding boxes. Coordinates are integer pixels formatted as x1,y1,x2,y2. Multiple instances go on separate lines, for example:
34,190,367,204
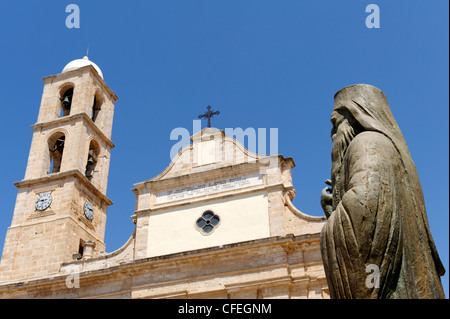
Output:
14,169,113,206
42,65,118,102
31,112,115,149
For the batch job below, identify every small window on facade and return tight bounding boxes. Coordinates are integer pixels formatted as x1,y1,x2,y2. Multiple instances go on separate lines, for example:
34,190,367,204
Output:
196,210,220,235
48,134,65,174
60,88,73,117
73,239,84,260
77,242,84,260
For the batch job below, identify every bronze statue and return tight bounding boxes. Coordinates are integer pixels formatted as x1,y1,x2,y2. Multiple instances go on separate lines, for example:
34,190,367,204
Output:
320,84,445,298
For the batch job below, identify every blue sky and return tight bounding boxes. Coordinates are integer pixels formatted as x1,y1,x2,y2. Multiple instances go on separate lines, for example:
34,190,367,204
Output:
0,1,448,297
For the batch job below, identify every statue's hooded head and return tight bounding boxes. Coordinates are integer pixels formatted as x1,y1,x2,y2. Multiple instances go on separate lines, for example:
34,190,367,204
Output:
331,84,446,280
333,84,404,147
332,84,421,205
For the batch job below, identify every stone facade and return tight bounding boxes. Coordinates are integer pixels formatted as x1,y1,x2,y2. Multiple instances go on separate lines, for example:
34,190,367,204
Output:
0,234,327,299
0,59,329,299
0,64,117,283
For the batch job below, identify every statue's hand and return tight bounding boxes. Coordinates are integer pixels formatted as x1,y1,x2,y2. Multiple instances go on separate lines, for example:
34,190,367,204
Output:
321,179,333,218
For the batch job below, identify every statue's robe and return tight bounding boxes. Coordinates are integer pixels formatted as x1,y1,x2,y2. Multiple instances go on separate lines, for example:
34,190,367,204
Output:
321,85,445,299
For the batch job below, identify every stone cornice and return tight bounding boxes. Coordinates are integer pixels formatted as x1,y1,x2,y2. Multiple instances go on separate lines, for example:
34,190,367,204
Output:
132,182,285,217
42,65,118,102
14,169,113,206
31,112,115,149
133,161,263,193
0,233,321,293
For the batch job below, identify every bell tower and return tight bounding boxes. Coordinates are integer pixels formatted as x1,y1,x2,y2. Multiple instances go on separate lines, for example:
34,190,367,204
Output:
0,56,118,282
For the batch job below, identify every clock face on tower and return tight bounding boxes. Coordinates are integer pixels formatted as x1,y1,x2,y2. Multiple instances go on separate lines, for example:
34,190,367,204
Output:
35,192,52,211
84,201,94,220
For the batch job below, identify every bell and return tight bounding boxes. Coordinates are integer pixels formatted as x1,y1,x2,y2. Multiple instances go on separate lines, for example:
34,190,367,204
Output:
62,96,71,109
85,170,94,178
88,149,98,160
87,156,95,166
54,137,65,151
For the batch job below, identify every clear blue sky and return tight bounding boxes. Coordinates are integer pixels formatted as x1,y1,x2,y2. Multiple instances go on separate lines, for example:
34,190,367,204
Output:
0,1,448,297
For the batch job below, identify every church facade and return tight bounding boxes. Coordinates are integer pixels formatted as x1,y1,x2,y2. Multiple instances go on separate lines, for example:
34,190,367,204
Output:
0,57,329,299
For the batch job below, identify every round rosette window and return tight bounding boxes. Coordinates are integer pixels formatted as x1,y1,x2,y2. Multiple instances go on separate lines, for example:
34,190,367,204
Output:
196,210,221,235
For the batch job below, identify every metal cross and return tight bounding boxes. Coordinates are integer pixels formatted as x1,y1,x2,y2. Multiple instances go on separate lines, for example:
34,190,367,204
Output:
198,105,220,128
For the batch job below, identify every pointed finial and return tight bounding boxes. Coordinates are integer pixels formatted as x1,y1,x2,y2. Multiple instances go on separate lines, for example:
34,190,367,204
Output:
86,44,90,58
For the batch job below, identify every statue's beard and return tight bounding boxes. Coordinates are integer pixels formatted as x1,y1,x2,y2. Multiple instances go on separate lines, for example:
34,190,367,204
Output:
331,121,356,191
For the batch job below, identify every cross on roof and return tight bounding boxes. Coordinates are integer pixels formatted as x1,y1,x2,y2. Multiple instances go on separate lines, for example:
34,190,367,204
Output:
198,105,220,128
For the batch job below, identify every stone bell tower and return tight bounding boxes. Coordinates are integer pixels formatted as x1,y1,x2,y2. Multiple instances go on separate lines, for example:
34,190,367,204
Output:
0,56,118,282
